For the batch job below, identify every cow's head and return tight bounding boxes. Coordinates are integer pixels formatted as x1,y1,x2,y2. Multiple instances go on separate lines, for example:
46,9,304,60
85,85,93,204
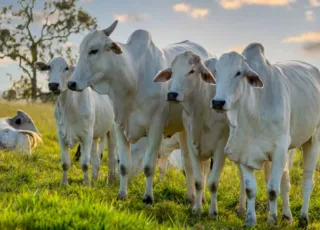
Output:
209,52,263,112
9,110,40,135
67,20,122,93
154,51,215,102
34,57,73,94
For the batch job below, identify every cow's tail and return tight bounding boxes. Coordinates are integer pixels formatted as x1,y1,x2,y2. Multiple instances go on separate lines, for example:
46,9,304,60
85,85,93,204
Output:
18,130,42,149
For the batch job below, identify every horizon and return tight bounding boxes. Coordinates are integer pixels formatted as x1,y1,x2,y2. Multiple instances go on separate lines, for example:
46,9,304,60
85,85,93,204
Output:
0,0,319,91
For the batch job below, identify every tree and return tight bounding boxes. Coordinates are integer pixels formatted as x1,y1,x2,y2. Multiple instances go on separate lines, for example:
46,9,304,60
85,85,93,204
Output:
0,0,96,100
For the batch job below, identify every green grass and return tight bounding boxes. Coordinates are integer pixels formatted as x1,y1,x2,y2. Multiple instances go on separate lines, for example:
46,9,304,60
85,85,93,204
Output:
0,101,320,229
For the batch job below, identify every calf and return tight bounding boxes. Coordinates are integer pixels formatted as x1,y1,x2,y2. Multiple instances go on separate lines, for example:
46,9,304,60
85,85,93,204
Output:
34,57,117,185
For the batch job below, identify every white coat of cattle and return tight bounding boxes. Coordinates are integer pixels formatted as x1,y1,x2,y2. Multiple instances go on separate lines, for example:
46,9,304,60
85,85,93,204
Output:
154,51,293,218
210,43,320,227
67,20,212,203
34,57,117,185
0,110,41,154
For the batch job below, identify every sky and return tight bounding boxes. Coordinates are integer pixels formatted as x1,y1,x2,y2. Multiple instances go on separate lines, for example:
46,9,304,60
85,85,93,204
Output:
0,0,319,90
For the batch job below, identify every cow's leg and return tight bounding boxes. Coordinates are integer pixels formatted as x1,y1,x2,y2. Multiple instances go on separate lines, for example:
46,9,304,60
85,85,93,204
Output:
99,134,107,159
241,164,257,227
281,159,292,223
107,129,118,184
187,137,204,215
237,165,247,217
208,142,226,219
58,135,70,186
115,123,131,199
158,154,169,181
202,159,210,204
299,139,320,227
178,131,195,205
80,136,93,186
267,141,288,226
142,120,164,204
90,138,100,183
264,161,271,211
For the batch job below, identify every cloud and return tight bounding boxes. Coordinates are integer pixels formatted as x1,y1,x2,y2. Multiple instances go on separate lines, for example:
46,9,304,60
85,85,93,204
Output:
33,11,59,25
283,32,320,43
173,3,209,19
305,10,315,22
310,0,320,7
218,0,295,10
0,56,16,67
82,0,94,3
283,32,320,56
173,3,191,13
63,41,79,49
229,44,246,53
113,13,146,22
303,42,320,55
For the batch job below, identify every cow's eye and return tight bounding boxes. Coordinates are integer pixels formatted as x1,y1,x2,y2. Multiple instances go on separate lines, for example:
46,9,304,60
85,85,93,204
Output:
235,71,241,77
89,49,99,55
188,69,195,75
64,66,69,71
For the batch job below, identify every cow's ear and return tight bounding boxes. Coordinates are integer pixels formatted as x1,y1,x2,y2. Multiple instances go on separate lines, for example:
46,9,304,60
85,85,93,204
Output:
153,68,172,82
245,68,263,88
200,61,216,84
15,118,21,125
110,42,122,54
34,62,50,71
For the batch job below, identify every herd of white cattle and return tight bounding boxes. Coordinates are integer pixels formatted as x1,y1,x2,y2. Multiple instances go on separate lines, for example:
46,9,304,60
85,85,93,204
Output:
1,20,320,227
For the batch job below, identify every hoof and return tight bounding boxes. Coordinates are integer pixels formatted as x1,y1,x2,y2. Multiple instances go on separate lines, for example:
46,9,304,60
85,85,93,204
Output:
267,213,278,226
282,214,293,225
142,194,154,204
117,191,128,200
209,210,218,220
298,214,309,228
192,206,202,216
108,174,116,184
185,198,194,206
244,213,256,228
61,181,69,186
83,180,90,186
237,207,246,218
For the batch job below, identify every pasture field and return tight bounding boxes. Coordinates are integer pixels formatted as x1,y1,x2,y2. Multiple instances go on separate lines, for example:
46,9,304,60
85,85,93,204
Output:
0,101,320,229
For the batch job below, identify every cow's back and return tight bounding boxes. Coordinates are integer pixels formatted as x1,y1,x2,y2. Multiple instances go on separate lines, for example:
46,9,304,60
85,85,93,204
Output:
274,61,320,147
163,40,212,65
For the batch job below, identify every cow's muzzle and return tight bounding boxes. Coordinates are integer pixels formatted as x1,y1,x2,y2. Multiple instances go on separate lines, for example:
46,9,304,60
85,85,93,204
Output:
67,81,77,91
212,99,226,111
167,92,179,102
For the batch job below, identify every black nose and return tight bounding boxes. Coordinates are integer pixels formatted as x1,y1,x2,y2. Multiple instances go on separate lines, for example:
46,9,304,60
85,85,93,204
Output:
167,92,179,102
212,100,226,110
68,81,77,90
48,83,59,91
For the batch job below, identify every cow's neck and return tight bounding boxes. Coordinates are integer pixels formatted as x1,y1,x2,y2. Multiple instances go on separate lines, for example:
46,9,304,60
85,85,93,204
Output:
184,79,215,122
107,41,165,126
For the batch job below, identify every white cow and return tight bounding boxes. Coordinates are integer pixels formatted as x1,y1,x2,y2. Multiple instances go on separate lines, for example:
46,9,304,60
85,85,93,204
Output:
0,110,41,154
210,43,320,227
154,51,293,218
67,20,212,204
34,57,117,185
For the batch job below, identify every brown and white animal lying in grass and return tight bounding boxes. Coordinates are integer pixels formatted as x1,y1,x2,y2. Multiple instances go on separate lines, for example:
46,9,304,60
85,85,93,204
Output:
0,110,41,155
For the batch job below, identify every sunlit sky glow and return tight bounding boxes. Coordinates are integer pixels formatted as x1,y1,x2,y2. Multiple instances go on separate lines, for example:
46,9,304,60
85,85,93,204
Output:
0,0,319,90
